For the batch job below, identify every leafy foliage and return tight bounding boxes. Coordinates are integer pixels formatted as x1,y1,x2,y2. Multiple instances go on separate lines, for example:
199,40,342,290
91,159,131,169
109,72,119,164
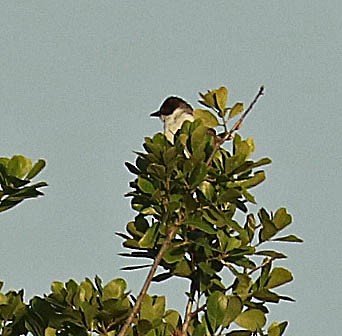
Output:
0,86,301,336
119,86,301,335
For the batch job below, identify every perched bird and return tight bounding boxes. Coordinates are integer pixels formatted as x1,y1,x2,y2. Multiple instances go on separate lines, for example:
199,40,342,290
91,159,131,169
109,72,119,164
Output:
150,96,194,142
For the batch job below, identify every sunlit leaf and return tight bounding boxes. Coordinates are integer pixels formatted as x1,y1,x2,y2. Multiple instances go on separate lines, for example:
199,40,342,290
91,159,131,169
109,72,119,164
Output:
229,102,244,119
139,223,159,248
268,321,288,336
214,86,228,113
103,278,127,300
266,267,293,289
273,208,292,230
207,291,227,331
193,109,219,128
7,155,32,179
26,159,46,180
222,295,243,326
235,309,266,331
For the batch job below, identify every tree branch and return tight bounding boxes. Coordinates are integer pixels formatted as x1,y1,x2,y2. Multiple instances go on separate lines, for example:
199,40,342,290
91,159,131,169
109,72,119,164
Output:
117,222,181,336
180,296,194,336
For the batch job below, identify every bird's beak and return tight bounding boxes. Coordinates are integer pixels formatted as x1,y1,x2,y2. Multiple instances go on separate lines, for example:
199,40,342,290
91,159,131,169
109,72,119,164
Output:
150,110,161,117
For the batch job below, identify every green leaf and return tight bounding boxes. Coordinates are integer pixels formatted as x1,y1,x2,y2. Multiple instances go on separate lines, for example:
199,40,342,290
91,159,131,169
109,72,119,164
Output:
218,231,241,252
137,177,155,194
189,162,208,187
229,102,244,119
147,163,166,178
198,181,215,201
26,159,46,179
103,278,127,300
139,223,159,248
164,309,181,330
163,245,186,263
207,291,227,331
233,274,252,300
218,188,242,203
222,295,243,326
174,259,192,277
184,218,216,234
0,157,10,167
137,319,153,335
226,331,252,336
193,109,219,128
0,293,8,305
266,267,293,289
214,86,228,113
255,250,287,259
238,171,265,189
268,321,288,336
259,208,278,242
253,289,280,303
7,155,32,178
125,162,140,175
191,124,208,152
199,90,217,109
235,309,266,331
272,234,303,243
45,327,57,336
234,135,255,158
273,208,292,230
193,323,207,336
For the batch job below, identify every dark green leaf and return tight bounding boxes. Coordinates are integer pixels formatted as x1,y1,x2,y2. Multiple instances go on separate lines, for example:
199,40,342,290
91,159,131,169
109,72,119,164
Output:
253,289,280,303
189,162,208,187
218,188,242,204
255,250,287,259
272,235,303,243
137,177,155,194
125,162,140,175
226,331,252,336
184,218,216,234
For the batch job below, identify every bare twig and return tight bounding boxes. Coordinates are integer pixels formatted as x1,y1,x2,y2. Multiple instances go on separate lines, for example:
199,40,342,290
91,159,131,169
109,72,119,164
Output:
222,85,264,143
181,296,194,336
117,223,181,336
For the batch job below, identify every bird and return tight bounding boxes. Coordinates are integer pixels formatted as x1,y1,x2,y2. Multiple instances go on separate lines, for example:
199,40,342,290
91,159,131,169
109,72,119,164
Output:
150,96,194,143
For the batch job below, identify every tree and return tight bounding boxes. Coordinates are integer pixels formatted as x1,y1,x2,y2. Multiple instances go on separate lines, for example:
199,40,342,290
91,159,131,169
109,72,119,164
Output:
0,86,302,336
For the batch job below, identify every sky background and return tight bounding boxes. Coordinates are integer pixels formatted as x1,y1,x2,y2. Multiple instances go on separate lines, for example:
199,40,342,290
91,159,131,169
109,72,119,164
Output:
1,1,341,335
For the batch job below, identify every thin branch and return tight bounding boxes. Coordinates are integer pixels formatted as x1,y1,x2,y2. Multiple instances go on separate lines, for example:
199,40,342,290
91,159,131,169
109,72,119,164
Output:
117,223,181,336
222,85,264,143
181,296,194,336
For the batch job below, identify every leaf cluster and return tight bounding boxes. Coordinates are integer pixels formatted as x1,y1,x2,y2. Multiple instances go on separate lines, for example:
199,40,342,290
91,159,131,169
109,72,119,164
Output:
118,87,302,335
0,155,47,213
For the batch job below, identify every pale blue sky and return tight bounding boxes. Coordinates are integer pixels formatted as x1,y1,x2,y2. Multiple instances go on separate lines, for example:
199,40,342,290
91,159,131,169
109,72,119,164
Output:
1,1,341,335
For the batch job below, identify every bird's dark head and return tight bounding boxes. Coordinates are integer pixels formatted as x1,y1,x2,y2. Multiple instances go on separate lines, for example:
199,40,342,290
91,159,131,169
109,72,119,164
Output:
150,96,193,118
